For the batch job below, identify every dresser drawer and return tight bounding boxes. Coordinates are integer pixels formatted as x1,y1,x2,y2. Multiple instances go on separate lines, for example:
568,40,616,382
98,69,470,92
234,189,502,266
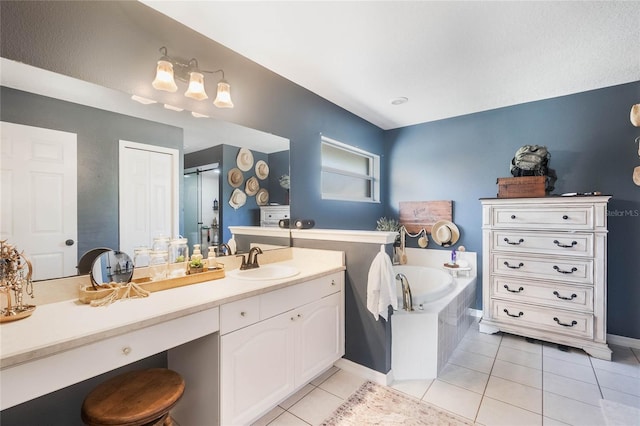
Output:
220,296,261,334
492,231,593,258
491,300,593,339
492,277,593,311
493,254,593,284
492,206,593,230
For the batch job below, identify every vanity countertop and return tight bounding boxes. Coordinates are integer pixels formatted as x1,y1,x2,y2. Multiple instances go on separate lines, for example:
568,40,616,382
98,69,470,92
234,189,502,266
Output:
1,248,345,369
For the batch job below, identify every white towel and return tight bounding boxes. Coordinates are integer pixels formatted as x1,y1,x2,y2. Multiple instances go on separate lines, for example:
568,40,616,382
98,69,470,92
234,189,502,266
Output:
367,245,398,321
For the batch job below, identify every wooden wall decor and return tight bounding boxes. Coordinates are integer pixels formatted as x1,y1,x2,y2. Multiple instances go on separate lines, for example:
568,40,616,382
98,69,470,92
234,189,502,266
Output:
399,200,452,234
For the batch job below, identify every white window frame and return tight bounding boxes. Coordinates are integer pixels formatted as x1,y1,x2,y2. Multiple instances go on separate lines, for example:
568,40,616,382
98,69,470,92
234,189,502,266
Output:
320,135,380,203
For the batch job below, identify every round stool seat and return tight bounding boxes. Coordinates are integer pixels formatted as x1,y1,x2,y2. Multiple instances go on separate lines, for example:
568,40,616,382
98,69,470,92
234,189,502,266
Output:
81,368,185,426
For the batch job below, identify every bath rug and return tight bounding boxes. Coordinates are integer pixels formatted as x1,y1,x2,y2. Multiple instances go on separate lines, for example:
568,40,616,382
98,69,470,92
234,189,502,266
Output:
321,381,473,426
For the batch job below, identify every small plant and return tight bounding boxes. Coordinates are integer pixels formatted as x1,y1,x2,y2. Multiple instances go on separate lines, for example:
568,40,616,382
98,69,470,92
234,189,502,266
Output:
376,217,400,232
189,258,203,268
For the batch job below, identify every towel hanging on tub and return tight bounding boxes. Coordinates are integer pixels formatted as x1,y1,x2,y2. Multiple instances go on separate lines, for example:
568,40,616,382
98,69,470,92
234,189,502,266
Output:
367,245,398,321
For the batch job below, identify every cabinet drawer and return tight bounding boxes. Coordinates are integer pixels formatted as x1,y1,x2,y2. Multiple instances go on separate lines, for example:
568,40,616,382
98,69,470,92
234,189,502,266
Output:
493,254,593,284
492,277,593,311
220,296,261,334
492,231,593,257
492,206,593,230
261,272,343,320
491,300,593,339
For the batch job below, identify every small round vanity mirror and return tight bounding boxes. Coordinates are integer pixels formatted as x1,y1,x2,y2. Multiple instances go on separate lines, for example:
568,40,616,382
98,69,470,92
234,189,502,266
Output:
89,250,134,289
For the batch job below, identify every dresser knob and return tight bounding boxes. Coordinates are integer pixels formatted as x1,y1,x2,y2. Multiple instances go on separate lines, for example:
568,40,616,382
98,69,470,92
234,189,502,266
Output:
510,215,516,219
122,347,132,355
240,311,246,317
562,215,569,220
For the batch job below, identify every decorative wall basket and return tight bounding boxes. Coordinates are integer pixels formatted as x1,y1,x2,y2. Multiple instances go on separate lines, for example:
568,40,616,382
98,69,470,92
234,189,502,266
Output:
0,240,36,323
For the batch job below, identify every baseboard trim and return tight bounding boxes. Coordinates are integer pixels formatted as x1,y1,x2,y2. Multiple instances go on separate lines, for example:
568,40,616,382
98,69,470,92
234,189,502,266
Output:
470,308,482,318
334,358,393,386
607,334,640,350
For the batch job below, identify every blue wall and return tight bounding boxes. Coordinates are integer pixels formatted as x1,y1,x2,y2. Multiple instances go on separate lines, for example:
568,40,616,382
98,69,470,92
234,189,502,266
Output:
384,81,640,339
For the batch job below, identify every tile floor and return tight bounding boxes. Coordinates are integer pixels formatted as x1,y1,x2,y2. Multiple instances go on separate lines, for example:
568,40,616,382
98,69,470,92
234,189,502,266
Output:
253,321,640,425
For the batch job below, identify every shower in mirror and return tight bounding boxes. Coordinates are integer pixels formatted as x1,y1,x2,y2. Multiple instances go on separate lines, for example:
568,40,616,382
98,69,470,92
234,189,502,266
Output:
184,163,220,259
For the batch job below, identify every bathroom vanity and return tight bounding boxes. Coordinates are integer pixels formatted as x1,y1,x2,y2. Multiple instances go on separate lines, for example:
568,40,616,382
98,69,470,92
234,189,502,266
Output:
480,196,611,360
0,248,345,425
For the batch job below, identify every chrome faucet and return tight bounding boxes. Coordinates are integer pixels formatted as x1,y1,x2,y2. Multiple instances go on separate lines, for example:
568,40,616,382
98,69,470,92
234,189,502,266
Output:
395,273,413,311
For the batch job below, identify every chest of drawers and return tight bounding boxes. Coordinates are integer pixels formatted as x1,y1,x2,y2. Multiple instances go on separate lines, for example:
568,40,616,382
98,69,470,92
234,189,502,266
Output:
479,196,611,360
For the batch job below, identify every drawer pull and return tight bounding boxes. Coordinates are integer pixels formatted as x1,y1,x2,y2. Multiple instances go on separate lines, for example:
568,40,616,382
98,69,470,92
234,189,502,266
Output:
562,215,569,220
504,284,524,293
553,317,578,327
553,291,578,301
503,309,524,318
122,346,132,355
510,215,517,219
504,237,524,245
553,240,578,248
240,311,246,317
331,280,336,286
504,261,524,269
553,265,578,274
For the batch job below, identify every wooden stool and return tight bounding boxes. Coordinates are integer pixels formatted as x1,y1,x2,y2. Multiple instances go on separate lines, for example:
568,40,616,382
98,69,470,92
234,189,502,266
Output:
81,368,185,426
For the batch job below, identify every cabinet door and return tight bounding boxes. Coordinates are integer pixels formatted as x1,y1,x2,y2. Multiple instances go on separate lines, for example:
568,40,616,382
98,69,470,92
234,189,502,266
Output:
295,292,345,386
220,313,295,426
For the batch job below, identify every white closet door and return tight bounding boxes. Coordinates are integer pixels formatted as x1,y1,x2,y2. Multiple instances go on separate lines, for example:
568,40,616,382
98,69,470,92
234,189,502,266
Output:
119,141,178,256
0,121,78,280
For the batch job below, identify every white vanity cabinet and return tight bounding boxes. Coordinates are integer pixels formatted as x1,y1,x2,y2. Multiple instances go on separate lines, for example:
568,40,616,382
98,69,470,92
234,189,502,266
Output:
480,196,611,360
220,272,344,426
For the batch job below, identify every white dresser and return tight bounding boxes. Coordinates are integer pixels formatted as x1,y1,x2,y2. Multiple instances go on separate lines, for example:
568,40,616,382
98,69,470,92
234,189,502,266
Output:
479,196,611,360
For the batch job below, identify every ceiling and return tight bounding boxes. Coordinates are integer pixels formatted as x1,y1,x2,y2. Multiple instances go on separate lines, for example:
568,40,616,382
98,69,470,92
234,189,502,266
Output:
142,1,640,130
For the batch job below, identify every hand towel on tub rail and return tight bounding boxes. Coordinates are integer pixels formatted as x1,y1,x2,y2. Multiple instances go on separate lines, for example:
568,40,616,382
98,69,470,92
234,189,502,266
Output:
366,245,397,321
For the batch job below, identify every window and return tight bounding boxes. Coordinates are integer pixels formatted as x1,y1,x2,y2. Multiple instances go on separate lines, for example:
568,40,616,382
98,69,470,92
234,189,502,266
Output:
321,136,380,202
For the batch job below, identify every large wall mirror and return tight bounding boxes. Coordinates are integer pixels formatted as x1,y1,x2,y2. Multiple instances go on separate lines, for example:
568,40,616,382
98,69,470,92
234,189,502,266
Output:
0,59,290,281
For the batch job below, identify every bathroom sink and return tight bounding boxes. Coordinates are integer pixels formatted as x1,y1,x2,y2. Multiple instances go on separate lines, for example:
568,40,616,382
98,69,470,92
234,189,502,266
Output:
228,264,300,281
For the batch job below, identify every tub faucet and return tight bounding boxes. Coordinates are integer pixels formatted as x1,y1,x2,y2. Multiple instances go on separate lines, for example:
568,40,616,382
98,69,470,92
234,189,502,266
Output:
395,273,414,311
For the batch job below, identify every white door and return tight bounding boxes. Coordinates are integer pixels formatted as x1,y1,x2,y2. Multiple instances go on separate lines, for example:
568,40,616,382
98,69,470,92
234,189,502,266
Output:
0,122,77,280
119,141,178,256
296,292,344,386
220,313,295,425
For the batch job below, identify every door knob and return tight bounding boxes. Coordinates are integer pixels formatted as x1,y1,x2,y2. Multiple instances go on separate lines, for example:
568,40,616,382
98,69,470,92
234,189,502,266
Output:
65,239,75,246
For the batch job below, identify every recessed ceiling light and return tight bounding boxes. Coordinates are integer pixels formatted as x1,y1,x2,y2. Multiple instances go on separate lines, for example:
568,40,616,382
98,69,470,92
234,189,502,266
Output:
131,95,157,105
163,104,184,112
391,97,408,105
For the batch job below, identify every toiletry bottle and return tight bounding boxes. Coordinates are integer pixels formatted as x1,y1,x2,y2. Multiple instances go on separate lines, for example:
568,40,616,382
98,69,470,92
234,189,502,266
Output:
451,249,457,265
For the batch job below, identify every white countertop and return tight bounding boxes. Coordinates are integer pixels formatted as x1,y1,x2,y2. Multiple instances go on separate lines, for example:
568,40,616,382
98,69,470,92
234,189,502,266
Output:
1,248,345,369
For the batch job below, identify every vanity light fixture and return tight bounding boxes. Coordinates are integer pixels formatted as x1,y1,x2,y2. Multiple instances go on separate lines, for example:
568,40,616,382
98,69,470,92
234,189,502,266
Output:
151,46,234,108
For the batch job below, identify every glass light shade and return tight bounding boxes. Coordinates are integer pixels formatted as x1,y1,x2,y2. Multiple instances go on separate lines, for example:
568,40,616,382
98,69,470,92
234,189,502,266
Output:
152,60,178,92
213,80,234,108
184,71,208,100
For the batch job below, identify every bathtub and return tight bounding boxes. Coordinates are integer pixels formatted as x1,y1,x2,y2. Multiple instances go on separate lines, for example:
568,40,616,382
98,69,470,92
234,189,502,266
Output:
393,265,455,307
391,250,477,381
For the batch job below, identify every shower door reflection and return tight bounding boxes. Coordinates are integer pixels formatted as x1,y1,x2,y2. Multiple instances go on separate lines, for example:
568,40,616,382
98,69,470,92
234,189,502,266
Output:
184,164,220,259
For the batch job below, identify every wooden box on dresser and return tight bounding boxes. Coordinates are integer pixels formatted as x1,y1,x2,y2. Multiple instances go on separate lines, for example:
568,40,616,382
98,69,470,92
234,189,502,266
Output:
479,196,611,360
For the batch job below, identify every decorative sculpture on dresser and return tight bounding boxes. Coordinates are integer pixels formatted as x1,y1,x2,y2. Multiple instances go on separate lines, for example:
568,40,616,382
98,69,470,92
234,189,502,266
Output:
0,240,35,322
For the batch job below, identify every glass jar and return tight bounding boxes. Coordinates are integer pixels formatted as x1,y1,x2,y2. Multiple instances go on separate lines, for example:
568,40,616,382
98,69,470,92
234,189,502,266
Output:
148,250,168,281
169,237,189,264
152,236,170,252
169,237,189,277
133,247,150,267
